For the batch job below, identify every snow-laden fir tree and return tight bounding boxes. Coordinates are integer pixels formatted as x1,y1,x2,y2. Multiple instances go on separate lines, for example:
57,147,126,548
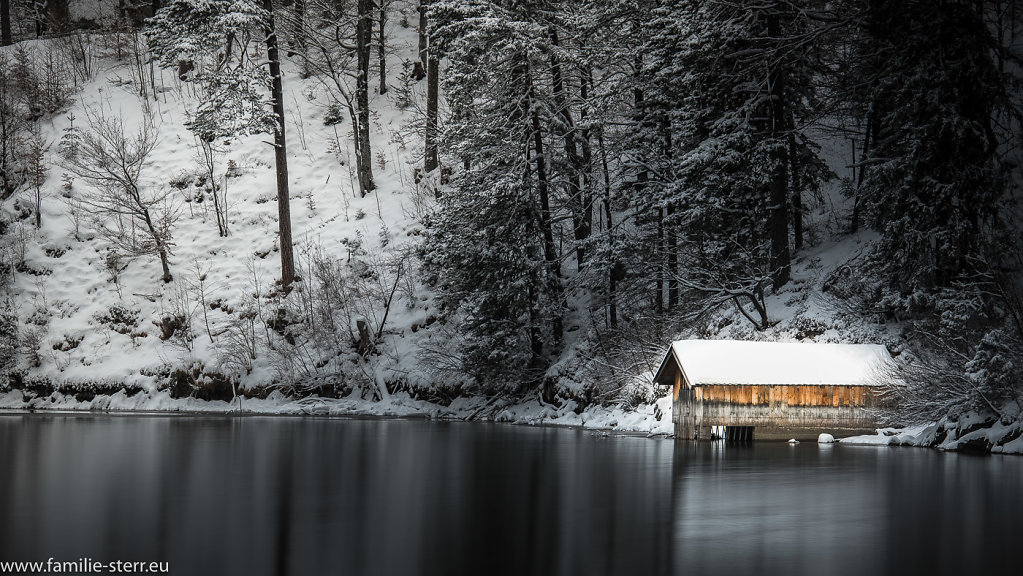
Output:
422,0,568,389
632,0,830,328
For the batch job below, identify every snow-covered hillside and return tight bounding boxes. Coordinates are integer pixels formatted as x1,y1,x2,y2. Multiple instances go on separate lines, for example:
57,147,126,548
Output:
1,17,440,392
1,3,1020,454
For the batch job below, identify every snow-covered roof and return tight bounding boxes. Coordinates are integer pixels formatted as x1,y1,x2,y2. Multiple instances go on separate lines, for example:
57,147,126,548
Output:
653,339,892,387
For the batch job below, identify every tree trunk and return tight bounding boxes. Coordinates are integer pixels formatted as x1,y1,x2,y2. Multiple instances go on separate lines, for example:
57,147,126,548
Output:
583,67,613,327
157,246,173,283
289,0,306,57
667,204,677,310
599,134,617,329
549,30,589,271
356,319,374,356
418,1,428,72
34,0,44,37
355,0,376,195
851,107,873,233
1,0,12,46
528,86,563,344
633,48,659,313
138,204,172,283
661,116,677,310
378,0,387,94
263,0,296,289
766,12,790,289
47,0,70,33
425,50,439,172
655,207,664,314
789,132,803,251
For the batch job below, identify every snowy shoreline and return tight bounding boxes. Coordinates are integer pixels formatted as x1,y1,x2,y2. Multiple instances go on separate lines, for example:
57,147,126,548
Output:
840,417,1023,455
3,387,1020,453
0,386,677,436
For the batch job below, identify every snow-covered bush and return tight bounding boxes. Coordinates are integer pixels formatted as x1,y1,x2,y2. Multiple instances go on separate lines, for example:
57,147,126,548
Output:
252,242,412,398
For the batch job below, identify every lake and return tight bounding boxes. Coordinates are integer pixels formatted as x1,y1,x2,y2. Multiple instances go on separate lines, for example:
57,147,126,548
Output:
0,415,1019,575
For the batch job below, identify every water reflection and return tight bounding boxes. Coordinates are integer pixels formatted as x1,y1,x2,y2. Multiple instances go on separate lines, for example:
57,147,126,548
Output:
0,416,673,576
669,441,1022,576
0,416,1020,576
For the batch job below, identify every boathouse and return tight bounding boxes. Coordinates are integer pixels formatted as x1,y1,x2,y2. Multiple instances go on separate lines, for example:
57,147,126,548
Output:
653,339,892,441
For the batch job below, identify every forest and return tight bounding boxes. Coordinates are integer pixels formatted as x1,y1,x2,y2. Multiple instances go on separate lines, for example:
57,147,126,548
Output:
0,0,1021,437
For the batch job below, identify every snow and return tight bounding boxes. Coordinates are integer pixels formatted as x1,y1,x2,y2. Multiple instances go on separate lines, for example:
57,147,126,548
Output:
817,433,835,444
0,387,677,436
840,420,1023,455
2,21,439,392
668,339,893,386
839,432,894,446
0,23,685,438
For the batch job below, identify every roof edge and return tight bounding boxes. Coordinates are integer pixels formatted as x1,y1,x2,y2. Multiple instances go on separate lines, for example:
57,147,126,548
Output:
651,348,678,387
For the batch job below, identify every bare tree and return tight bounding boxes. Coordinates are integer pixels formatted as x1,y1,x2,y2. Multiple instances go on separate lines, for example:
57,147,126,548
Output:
355,0,376,193
418,0,428,72
196,137,228,237
60,108,175,283
284,0,375,196
665,239,775,331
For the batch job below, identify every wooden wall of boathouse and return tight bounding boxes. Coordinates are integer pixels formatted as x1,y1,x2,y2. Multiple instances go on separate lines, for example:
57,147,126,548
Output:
672,373,882,441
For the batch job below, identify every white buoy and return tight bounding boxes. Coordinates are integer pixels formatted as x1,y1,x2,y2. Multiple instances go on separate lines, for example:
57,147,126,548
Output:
818,433,836,444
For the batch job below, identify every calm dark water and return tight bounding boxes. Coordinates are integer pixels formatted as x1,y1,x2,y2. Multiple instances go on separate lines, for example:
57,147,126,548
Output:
0,415,1020,576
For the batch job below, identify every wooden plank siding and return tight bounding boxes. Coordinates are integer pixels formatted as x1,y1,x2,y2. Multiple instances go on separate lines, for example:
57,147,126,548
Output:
695,385,874,408
676,384,882,440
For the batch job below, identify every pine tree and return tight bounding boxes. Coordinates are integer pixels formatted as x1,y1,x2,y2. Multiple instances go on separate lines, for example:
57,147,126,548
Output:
423,0,567,385
845,1,1010,293
631,0,829,327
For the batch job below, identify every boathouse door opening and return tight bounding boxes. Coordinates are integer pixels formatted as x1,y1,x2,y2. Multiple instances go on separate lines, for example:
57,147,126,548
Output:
710,425,754,442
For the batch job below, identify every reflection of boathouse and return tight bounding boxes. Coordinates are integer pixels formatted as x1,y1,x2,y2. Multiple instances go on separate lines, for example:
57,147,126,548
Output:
653,340,892,441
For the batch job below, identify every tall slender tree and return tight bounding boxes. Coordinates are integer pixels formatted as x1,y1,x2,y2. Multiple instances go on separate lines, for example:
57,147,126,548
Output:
262,0,296,287
378,0,387,94
424,0,438,173
147,0,297,287
355,0,376,194
1,0,12,47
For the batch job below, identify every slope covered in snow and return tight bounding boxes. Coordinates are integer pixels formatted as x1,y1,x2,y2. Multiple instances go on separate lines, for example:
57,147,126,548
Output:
0,8,1019,454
